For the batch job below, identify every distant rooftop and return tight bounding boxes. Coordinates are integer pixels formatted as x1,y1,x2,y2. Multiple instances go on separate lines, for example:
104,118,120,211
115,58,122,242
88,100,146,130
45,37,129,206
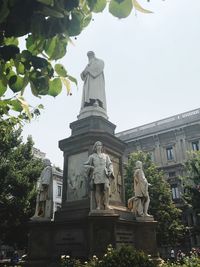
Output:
116,108,200,141
32,147,46,159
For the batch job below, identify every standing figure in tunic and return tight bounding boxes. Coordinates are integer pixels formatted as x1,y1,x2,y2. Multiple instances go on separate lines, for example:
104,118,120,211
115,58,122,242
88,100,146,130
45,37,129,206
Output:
84,141,114,210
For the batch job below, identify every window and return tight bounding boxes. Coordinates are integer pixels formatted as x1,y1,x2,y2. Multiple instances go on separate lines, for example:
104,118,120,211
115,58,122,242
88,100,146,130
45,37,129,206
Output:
166,147,174,160
192,141,199,151
57,185,62,197
171,185,180,199
169,171,176,178
149,151,154,162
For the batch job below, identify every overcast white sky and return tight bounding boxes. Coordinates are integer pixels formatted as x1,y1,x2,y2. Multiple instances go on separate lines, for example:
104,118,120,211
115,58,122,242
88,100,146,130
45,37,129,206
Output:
22,0,200,168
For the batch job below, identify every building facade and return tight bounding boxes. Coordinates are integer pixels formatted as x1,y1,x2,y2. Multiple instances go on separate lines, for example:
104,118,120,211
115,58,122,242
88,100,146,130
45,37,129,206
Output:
52,167,63,218
116,108,200,249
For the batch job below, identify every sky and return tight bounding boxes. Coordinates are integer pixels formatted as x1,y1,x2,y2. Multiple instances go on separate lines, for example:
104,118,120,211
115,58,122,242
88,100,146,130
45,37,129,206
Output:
22,0,200,168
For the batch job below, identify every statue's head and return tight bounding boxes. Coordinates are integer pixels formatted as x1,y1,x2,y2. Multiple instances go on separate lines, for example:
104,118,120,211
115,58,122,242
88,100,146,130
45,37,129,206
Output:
92,141,103,153
43,158,51,167
135,161,142,169
87,51,95,60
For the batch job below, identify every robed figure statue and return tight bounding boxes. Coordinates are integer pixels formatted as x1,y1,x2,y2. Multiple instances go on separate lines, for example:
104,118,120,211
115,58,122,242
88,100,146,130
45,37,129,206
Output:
81,51,107,111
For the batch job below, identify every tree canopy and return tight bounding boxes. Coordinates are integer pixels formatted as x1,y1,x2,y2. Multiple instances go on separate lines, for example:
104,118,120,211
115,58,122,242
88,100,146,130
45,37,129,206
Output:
125,151,185,246
0,0,152,120
182,151,200,238
0,119,44,248
183,151,200,212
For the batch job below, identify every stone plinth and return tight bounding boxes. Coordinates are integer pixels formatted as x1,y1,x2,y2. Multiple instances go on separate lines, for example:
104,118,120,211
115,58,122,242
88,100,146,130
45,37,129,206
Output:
136,215,154,222
78,106,108,120
26,210,158,267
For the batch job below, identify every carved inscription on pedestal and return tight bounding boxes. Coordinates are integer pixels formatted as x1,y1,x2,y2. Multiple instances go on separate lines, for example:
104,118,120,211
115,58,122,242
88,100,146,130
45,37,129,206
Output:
116,229,135,247
55,229,85,256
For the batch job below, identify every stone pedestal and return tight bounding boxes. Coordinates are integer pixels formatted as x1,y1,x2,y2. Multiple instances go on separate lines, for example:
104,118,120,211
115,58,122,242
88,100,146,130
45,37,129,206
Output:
26,209,158,267
58,116,126,210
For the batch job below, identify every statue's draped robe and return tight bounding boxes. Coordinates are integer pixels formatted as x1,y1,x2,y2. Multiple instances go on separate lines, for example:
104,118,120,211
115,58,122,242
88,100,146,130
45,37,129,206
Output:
134,169,148,198
37,166,53,218
38,166,52,201
81,57,107,110
133,168,149,216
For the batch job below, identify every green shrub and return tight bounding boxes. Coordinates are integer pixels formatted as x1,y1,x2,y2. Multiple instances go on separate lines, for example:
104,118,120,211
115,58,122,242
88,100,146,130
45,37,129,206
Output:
95,245,155,267
60,245,156,267
162,255,200,267
60,255,80,267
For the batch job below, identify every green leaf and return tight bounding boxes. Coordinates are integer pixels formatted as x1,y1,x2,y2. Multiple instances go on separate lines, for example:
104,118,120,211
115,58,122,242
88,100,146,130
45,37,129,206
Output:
31,76,49,95
87,0,97,11
31,56,48,69
67,75,78,86
38,104,44,109
45,36,57,58
55,64,67,77
0,80,7,96
17,96,32,120
61,77,71,95
64,0,79,11
26,35,45,55
10,100,23,112
8,76,24,93
4,37,19,46
41,6,64,18
30,81,39,97
93,0,107,13
36,0,54,6
0,0,9,23
15,61,25,75
6,69,16,80
109,0,133,18
82,13,92,28
132,0,153,14
21,50,32,62
45,35,67,60
30,14,47,37
48,78,62,97
67,11,84,36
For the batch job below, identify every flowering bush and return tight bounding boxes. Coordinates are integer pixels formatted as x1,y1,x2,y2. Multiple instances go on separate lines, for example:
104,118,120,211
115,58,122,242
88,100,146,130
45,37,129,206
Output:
162,255,200,267
60,245,156,267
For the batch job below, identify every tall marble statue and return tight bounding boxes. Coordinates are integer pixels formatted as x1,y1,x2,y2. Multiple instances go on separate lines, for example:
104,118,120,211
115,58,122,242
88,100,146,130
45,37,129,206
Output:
31,159,53,220
84,141,114,210
128,161,151,217
80,51,107,111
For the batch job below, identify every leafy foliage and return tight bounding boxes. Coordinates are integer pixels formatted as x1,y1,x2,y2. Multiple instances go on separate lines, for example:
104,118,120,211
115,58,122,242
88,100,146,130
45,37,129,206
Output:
0,0,152,120
0,119,44,247
181,151,200,238
60,245,156,267
125,151,185,246
162,254,200,267
182,151,200,212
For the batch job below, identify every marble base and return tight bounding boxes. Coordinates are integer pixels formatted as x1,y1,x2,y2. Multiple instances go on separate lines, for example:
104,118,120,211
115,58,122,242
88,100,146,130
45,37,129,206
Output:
30,216,51,222
136,215,154,222
78,106,108,120
89,209,118,216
